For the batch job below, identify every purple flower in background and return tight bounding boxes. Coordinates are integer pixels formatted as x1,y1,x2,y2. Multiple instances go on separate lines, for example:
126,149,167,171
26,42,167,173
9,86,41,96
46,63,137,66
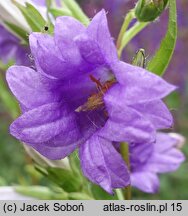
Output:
130,132,185,193
0,25,29,65
31,0,61,7
7,10,175,193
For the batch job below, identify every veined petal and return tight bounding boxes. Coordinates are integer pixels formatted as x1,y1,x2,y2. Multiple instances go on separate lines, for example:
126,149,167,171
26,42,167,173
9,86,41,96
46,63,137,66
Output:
111,61,176,104
28,141,77,160
54,16,85,65
131,100,173,129
29,33,58,78
27,130,79,160
102,89,155,143
155,132,183,152
75,34,106,67
10,103,79,144
6,66,58,110
87,10,118,64
144,133,185,173
130,142,153,170
80,133,130,194
145,149,185,173
131,172,159,193
30,33,80,80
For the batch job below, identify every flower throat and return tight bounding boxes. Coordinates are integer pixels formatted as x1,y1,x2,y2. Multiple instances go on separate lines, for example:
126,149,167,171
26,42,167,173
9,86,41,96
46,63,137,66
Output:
75,75,116,112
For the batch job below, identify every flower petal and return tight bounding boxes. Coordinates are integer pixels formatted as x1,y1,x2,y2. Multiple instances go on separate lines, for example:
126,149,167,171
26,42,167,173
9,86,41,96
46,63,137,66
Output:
28,141,77,160
87,10,118,63
130,142,153,170
155,132,183,151
130,100,173,129
75,34,106,67
6,66,58,110
10,102,79,144
30,33,81,80
54,16,85,66
27,134,78,160
131,172,159,193
111,61,176,104
80,133,130,194
145,149,185,173
101,87,155,143
144,133,185,173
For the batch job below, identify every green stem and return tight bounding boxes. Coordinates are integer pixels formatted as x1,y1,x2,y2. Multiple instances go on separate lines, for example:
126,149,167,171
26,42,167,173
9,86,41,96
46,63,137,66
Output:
120,142,131,200
118,21,149,58
116,189,124,200
116,10,135,50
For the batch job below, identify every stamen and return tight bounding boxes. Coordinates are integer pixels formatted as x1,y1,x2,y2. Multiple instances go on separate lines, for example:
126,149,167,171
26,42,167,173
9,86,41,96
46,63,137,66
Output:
89,75,103,89
75,78,116,112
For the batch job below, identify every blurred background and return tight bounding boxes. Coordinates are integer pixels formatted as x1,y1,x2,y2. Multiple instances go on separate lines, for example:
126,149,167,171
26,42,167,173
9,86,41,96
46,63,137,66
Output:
0,0,188,199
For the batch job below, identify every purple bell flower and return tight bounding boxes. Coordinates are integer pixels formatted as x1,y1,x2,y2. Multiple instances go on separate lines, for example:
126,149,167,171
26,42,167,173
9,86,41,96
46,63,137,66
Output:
131,132,185,193
6,10,175,193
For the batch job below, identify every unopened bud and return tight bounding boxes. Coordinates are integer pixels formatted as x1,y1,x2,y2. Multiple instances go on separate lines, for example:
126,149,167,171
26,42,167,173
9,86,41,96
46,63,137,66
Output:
135,0,168,22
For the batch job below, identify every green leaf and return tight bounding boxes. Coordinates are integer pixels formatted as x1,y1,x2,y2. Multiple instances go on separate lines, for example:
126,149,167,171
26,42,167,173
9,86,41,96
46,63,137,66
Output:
147,0,177,76
46,167,82,192
49,8,73,18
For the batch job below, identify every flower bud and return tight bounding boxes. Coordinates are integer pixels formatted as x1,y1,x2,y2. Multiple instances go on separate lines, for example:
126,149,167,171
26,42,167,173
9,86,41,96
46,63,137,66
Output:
135,0,168,22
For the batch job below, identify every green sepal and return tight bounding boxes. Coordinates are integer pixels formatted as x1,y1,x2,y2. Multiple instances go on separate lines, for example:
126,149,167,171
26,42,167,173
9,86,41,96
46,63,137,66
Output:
40,166,82,193
69,150,83,178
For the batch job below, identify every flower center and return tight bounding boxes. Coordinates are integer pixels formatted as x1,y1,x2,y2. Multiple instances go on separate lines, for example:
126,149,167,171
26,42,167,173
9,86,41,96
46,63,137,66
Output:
75,75,116,112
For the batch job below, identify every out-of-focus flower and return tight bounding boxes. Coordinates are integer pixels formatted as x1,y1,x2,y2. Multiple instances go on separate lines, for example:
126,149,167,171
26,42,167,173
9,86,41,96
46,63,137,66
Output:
131,132,185,193
31,0,61,7
0,25,29,65
7,10,175,193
